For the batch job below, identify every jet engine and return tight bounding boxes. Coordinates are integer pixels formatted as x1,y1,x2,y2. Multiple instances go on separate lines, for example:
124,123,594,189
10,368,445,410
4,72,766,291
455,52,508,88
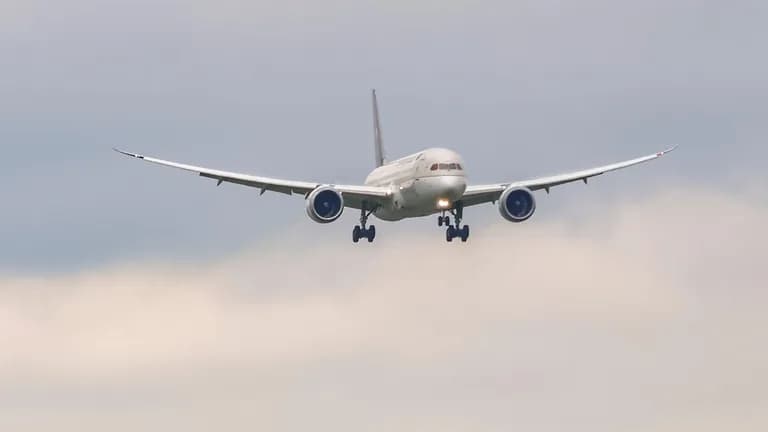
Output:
306,186,344,223
498,187,536,222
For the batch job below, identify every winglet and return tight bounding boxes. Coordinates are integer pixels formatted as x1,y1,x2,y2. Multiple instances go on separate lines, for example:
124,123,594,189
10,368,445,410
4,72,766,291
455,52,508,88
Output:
113,148,145,159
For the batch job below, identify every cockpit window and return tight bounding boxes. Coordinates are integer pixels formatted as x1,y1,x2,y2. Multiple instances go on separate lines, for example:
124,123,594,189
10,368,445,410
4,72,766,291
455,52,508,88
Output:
429,162,464,171
440,163,461,170
431,162,463,171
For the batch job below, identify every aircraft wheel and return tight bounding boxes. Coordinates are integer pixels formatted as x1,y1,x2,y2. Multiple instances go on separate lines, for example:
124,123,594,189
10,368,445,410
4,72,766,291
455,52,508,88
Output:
367,225,376,242
352,225,361,243
446,226,455,242
460,225,470,242
438,216,444,227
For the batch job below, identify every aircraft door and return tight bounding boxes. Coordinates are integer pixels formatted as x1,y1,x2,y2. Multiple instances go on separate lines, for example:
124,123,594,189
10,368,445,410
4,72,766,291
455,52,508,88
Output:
415,152,429,177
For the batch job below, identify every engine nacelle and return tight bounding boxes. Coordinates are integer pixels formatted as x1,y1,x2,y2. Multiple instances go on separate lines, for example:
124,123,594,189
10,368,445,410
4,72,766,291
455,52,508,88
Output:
498,187,536,222
306,186,344,223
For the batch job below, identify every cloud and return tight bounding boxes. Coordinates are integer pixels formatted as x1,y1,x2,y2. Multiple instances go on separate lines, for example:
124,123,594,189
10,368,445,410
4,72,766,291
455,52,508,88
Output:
1,0,766,428
2,0,765,272
1,185,767,431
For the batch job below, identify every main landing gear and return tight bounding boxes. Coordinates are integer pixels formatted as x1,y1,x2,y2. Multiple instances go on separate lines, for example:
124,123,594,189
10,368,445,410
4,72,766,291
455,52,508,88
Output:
442,203,470,242
353,206,376,243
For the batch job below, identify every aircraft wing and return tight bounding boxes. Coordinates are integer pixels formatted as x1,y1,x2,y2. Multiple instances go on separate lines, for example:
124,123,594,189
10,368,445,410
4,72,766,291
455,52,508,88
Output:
461,146,676,207
114,149,391,209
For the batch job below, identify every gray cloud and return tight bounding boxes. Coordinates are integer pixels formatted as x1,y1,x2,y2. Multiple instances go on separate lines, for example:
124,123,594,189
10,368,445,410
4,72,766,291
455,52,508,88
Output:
1,0,766,270
1,185,766,431
1,2,766,426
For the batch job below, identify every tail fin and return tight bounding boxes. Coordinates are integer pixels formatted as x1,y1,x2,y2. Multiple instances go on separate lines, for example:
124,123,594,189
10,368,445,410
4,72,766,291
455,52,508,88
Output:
372,89,386,167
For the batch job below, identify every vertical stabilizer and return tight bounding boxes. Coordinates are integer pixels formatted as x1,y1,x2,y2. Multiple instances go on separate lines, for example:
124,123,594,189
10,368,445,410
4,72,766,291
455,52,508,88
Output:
372,89,386,167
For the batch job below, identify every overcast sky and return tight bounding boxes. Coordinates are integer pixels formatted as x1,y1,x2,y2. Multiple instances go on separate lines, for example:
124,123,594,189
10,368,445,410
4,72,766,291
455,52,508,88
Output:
1,0,767,430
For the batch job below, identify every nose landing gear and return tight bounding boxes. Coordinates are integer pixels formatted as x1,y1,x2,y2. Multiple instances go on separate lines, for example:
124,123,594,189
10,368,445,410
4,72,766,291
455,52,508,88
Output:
353,205,376,243
444,202,470,242
437,213,451,227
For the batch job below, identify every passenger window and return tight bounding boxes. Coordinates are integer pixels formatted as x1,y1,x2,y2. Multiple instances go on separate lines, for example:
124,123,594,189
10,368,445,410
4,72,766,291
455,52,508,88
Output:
430,163,438,171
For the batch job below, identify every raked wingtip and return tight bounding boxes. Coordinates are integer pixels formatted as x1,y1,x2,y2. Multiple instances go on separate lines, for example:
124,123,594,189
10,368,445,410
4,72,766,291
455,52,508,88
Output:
113,148,144,159
657,145,679,157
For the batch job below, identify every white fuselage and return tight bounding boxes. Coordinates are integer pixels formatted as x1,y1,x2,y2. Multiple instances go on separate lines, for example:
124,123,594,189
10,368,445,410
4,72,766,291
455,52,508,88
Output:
364,148,467,221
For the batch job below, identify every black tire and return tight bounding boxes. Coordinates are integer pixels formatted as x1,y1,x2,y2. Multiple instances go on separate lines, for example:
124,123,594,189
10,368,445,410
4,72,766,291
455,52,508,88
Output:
460,225,470,242
367,225,376,242
444,216,450,226
438,216,443,227
446,226,455,242
352,226,361,243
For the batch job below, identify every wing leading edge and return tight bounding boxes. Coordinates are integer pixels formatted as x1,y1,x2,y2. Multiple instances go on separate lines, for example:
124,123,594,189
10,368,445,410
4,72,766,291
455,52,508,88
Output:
462,146,677,207
113,149,390,209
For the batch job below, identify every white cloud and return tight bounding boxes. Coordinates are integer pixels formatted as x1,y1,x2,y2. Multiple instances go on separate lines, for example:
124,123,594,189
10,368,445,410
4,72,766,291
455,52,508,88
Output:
1,186,766,430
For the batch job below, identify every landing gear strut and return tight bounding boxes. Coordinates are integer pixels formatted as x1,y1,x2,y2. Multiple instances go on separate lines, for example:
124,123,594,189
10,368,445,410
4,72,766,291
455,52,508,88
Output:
353,205,376,243
445,202,470,242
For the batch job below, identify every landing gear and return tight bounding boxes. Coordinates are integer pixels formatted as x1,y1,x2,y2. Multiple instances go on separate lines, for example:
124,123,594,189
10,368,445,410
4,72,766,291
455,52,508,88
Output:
446,224,469,242
437,213,451,227
353,205,376,243
445,202,470,242
353,226,362,242
353,225,375,243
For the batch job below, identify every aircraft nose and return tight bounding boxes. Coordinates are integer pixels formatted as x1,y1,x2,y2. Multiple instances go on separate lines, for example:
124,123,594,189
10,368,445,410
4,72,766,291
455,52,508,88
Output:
442,175,467,200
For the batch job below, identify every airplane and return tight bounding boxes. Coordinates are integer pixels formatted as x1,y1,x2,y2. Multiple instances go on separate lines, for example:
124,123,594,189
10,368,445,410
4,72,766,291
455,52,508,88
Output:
115,90,676,243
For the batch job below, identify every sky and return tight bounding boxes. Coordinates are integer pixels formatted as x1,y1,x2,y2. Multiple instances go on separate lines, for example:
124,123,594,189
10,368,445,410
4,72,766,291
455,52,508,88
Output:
1,0,767,430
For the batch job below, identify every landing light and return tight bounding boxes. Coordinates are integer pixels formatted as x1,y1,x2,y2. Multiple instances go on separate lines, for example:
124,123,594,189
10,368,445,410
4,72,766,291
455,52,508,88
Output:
437,198,451,209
